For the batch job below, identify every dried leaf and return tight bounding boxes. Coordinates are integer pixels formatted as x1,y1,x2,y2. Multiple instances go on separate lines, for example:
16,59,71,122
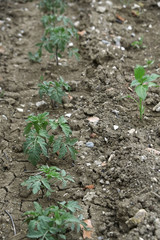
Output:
116,14,125,24
78,30,86,36
85,185,94,189
81,219,93,239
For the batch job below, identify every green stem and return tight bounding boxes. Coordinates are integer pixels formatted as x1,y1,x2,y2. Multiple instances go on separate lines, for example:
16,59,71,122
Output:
139,98,143,120
55,45,59,66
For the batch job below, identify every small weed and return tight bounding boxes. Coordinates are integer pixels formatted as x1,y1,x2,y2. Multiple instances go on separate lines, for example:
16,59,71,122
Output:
38,76,70,107
126,65,160,120
24,112,77,165
21,165,74,196
131,37,146,49
0,88,4,98
143,59,154,68
120,0,133,6
24,201,87,240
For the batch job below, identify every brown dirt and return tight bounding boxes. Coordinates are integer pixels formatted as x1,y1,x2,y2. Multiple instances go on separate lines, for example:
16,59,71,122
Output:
0,0,160,239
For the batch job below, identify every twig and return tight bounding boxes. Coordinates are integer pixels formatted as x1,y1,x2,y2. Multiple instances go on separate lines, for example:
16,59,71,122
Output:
4,210,16,235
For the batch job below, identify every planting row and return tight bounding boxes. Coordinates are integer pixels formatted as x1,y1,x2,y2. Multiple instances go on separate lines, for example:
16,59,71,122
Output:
21,0,87,239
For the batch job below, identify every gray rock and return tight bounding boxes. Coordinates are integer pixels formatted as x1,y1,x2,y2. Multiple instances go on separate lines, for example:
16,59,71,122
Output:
86,142,94,148
97,6,107,13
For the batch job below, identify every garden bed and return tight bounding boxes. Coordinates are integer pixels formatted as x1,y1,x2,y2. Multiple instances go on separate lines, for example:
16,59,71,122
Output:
0,0,160,239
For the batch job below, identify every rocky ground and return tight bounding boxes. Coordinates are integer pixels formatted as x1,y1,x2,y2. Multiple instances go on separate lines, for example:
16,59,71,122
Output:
0,0,160,239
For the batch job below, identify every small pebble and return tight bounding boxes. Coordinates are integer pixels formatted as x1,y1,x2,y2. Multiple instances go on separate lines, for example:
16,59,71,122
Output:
17,108,23,112
65,113,72,118
127,25,132,31
36,100,47,108
86,142,94,148
113,125,119,130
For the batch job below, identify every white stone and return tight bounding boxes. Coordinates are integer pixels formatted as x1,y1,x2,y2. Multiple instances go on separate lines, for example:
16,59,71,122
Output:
113,125,119,130
36,100,47,108
128,128,136,135
127,25,132,31
97,6,107,13
132,4,140,9
65,113,72,118
153,102,160,112
157,2,160,7
2,115,7,120
17,108,23,112
68,42,73,47
74,21,80,27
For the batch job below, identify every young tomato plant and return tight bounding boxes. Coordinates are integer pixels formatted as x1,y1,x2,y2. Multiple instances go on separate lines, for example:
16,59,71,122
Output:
38,76,70,107
24,201,87,240
29,24,79,65
41,14,72,28
21,165,74,197
39,0,66,14
127,65,160,120
24,113,77,165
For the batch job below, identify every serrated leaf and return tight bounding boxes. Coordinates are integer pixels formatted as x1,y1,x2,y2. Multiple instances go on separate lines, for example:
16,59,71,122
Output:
37,136,48,157
41,178,52,192
67,146,77,161
59,144,67,158
39,129,49,139
49,120,59,131
53,137,62,153
34,202,42,214
60,123,72,137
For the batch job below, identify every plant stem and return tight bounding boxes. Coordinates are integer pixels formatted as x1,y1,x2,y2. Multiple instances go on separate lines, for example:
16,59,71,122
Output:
139,98,143,120
55,45,59,66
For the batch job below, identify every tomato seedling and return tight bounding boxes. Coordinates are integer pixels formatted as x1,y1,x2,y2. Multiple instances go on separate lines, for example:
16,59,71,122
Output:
38,76,70,107
24,112,77,165
24,201,87,240
39,0,66,14
21,165,74,197
126,65,160,120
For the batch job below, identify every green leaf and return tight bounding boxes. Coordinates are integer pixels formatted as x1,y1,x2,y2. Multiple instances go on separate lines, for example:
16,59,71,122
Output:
59,144,67,158
134,65,145,81
37,136,48,157
53,137,62,153
34,202,42,214
49,120,59,131
60,123,72,136
67,146,77,161
131,79,139,87
135,85,147,100
41,178,52,192
145,73,160,82
39,129,49,139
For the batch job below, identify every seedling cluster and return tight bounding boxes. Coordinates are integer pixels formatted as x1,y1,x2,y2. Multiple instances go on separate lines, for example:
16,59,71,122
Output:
21,1,87,239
